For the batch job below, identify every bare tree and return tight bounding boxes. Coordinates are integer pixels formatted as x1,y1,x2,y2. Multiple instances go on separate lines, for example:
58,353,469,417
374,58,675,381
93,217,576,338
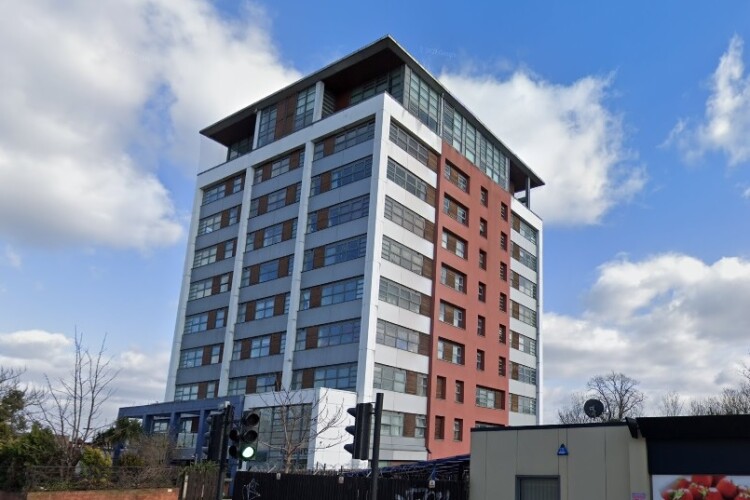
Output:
658,390,684,416
557,372,645,424
257,387,345,472
39,332,119,474
689,385,750,415
587,372,644,421
557,392,595,424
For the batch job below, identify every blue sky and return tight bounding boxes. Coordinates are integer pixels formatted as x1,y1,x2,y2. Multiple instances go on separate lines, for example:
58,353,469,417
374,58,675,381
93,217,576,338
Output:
1,0,749,424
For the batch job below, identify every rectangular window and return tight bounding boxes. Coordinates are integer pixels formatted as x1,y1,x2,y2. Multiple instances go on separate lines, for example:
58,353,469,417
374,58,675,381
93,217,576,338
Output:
500,262,508,281
443,196,468,225
500,203,508,221
437,338,464,365
479,218,487,238
441,230,467,259
291,363,358,391
310,156,372,195
440,265,466,293
255,373,280,393
299,276,364,310
511,271,538,299
174,384,199,401
249,183,300,218
241,256,292,286
387,157,433,204
444,162,469,192
231,334,286,361
294,85,316,131
512,213,538,244
477,350,485,371
453,419,463,441
237,294,289,322
382,236,430,277
511,362,537,385
512,301,537,327
349,68,403,105
512,242,538,271
303,234,367,271
384,196,432,241
405,71,440,132
436,376,446,399
499,324,507,344
511,331,538,356
389,121,438,170
308,195,369,232
379,277,428,315
477,316,486,337
480,187,488,206
253,149,304,184
373,364,407,393
257,87,315,147
179,348,202,369
254,297,276,320
202,174,244,205
415,415,427,438
511,394,537,415
479,249,487,269
256,105,277,148
227,377,245,396
476,386,504,409
478,282,487,302
296,318,361,351
188,273,231,300
376,319,429,355
247,220,297,251
439,301,466,329
434,416,445,440
455,380,464,403
498,356,506,376
184,308,227,334
499,293,507,312
313,120,375,160
442,102,509,188
227,136,252,161
197,206,240,235
193,239,236,268
500,232,508,252
380,411,404,437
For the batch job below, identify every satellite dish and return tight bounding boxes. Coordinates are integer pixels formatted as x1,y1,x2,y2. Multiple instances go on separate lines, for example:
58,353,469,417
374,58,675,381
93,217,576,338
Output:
583,399,604,419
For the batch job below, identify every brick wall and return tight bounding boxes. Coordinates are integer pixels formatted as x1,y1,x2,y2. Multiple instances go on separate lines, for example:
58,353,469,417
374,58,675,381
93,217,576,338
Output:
25,488,178,500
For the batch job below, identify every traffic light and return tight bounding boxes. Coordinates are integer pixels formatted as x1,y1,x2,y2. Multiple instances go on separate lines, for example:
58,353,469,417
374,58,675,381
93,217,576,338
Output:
201,410,225,462
344,402,372,460
228,411,260,461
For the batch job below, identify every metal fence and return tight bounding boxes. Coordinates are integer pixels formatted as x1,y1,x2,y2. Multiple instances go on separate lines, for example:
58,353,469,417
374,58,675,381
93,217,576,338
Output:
232,471,467,500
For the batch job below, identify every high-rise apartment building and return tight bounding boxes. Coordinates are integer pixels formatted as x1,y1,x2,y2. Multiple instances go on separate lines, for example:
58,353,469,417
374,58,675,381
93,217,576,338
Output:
164,36,543,467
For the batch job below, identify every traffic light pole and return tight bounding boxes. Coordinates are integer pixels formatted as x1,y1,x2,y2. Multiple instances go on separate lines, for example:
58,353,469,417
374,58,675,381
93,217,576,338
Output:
371,392,383,500
215,403,233,500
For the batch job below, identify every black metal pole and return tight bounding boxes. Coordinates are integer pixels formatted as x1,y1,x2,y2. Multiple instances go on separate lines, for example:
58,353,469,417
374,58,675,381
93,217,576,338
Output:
371,392,383,500
216,404,233,500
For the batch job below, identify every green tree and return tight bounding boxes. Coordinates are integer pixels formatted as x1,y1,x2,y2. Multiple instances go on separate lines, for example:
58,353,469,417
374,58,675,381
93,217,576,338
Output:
0,423,61,491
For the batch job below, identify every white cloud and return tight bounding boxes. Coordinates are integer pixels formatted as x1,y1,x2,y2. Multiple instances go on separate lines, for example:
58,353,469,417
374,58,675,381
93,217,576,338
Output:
440,71,644,225
0,0,298,250
543,253,750,423
669,35,750,166
743,186,750,199
0,328,169,427
3,245,21,269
